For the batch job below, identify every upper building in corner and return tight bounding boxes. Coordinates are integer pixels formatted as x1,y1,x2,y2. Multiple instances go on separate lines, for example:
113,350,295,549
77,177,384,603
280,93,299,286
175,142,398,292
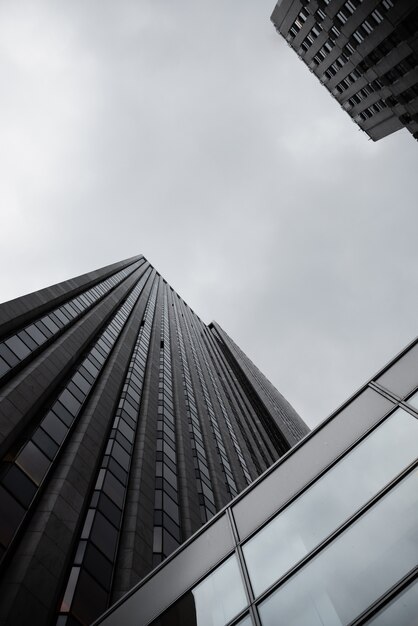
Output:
0,255,308,626
271,0,418,141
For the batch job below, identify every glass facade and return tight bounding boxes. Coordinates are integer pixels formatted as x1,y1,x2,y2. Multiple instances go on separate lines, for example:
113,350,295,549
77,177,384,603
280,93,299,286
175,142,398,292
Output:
243,408,418,596
258,469,418,625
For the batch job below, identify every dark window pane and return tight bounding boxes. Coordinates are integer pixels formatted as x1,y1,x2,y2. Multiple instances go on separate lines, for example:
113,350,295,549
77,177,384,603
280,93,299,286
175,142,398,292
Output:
25,324,47,345
0,485,25,548
162,528,180,557
97,493,122,528
121,401,137,421
78,366,95,385
72,372,91,395
32,428,59,460
17,330,37,351
90,511,118,561
40,316,60,334
53,402,74,427
83,543,113,590
35,320,53,338
114,431,131,453
111,441,130,471
117,419,134,443
4,335,31,360
49,312,64,328
71,569,108,625
90,348,105,365
62,303,78,319
0,356,10,377
67,382,85,404
42,411,68,445
107,458,128,486
0,343,19,367
162,513,181,541
59,389,82,416
2,465,37,508
16,441,50,485
102,471,125,509
163,464,178,489
83,358,100,377
54,308,70,325
163,493,180,525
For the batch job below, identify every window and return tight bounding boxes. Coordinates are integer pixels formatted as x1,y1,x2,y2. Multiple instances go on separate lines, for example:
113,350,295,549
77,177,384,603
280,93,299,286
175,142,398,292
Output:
258,470,418,626
2,465,37,508
0,486,25,548
71,569,108,625
4,335,31,360
149,555,247,626
15,441,50,486
243,409,418,597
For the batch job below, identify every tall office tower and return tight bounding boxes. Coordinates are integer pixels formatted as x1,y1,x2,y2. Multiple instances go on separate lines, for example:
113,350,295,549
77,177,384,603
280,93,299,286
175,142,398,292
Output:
271,0,418,141
96,335,418,626
0,255,308,626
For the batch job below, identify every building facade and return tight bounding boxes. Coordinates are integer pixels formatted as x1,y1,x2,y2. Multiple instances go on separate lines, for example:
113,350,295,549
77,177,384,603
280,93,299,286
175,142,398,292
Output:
0,255,308,626
96,334,418,626
271,0,418,141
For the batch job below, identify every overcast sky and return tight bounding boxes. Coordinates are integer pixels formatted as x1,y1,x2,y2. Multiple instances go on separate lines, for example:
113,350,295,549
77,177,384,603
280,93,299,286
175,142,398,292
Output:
1,0,418,428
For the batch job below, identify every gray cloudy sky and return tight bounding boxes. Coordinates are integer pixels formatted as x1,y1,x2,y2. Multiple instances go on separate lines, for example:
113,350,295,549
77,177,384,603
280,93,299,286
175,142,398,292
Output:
1,0,418,428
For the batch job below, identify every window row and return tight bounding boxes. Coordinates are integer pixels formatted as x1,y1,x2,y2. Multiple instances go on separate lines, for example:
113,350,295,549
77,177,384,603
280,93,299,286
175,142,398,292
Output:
204,331,264,476
181,304,238,499
0,271,151,563
172,295,216,523
0,259,144,381
153,291,181,565
57,278,159,626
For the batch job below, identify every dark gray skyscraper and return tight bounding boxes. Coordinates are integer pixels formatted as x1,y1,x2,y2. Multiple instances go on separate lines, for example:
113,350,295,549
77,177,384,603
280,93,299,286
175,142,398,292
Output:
0,255,308,626
272,0,418,141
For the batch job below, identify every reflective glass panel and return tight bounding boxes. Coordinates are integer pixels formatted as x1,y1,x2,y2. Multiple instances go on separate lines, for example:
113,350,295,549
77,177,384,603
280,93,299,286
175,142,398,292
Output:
192,555,247,626
16,441,50,485
258,470,418,626
367,578,418,625
150,555,247,626
243,409,418,596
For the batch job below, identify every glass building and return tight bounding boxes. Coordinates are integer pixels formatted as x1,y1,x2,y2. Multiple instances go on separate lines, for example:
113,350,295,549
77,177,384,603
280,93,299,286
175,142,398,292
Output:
96,334,418,626
271,0,418,141
0,255,308,626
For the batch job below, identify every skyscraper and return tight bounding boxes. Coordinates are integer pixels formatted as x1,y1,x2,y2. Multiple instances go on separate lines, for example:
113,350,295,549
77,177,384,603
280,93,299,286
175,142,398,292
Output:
0,255,308,626
272,0,418,141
